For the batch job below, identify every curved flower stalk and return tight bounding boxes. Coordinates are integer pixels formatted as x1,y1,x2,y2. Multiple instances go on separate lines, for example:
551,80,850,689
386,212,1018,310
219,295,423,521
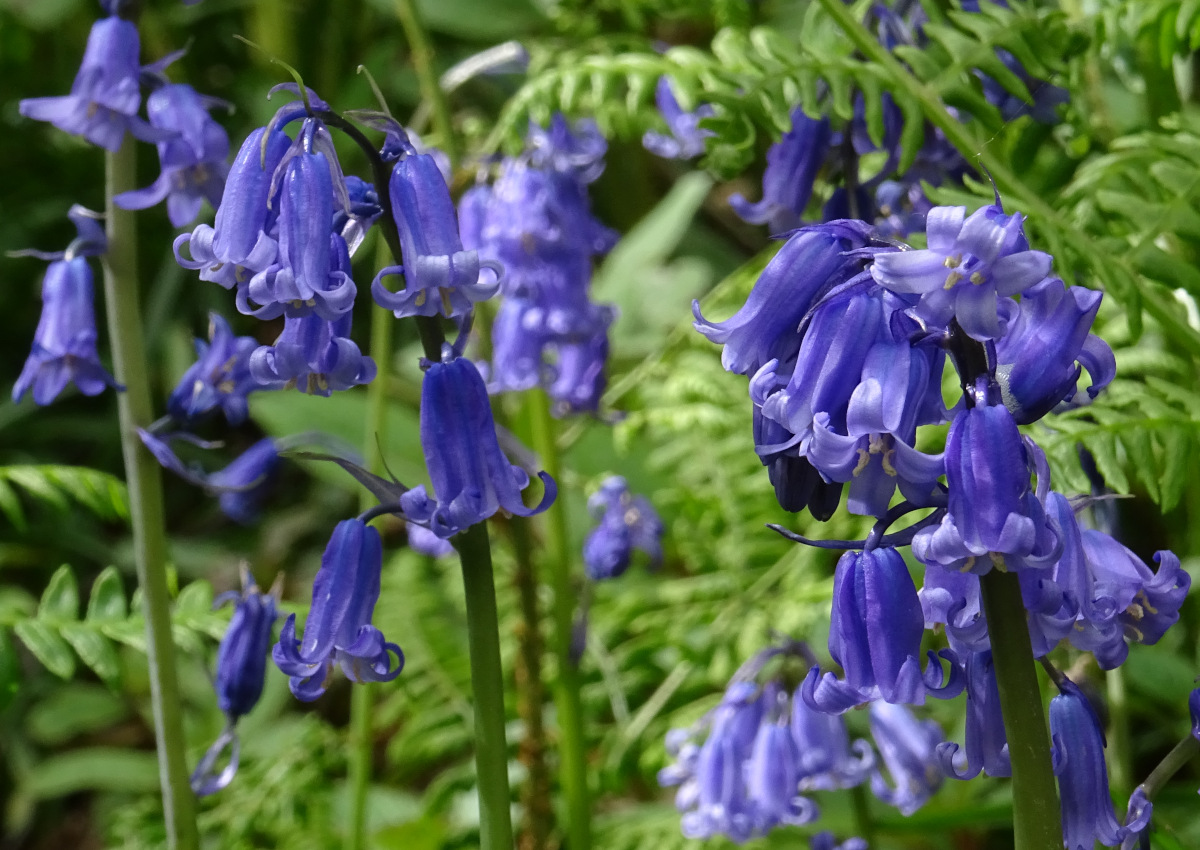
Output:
400,347,556,538
273,518,404,700
191,572,279,796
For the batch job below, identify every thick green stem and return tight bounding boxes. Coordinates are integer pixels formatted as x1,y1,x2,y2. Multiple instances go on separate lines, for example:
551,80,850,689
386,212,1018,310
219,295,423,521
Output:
347,240,399,850
103,143,199,850
457,523,515,850
528,390,590,850
394,0,460,168
509,518,553,850
979,569,1062,850
813,0,1200,358
1107,665,1132,797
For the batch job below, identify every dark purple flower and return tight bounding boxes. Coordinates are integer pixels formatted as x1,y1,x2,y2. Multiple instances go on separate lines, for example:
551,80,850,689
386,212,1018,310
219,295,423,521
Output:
19,16,169,151
804,547,962,711
114,83,230,226
190,571,279,796
14,257,120,406
936,650,1010,780
399,348,556,538
273,519,404,700
730,108,832,234
174,126,291,290
166,313,260,426
867,701,943,815
995,277,1114,423
213,572,278,720
693,220,875,377
870,204,1051,340
582,476,663,580
371,153,500,318
643,77,714,160
912,380,1059,574
1051,678,1152,849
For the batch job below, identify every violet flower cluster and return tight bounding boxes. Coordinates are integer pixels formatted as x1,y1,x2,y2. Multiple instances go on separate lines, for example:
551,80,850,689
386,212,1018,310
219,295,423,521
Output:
688,194,1188,846
463,116,618,416
582,476,664,580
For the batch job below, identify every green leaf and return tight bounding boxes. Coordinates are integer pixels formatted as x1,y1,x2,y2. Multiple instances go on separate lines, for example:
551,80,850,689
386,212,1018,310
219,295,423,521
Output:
24,748,160,797
86,567,127,622
59,623,121,687
13,620,75,679
38,565,79,622
26,683,129,745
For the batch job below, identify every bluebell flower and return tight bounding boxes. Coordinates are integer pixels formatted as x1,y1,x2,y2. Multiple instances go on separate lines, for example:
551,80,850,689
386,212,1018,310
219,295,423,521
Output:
803,547,963,712
643,77,714,160
14,256,120,406
399,347,556,538
730,108,832,234
979,47,1069,124
249,308,376,395
582,476,663,580
790,688,874,790
488,297,552,392
244,134,357,321
273,519,404,700
166,313,261,426
19,16,169,151
371,152,500,318
994,277,1115,424
870,203,1051,340
936,650,1010,780
209,439,281,525
407,522,454,558
528,114,609,183
809,833,868,850
336,175,382,257
174,126,291,290
1190,687,1200,742
1047,491,1190,669
912,378,1059,574
191,571,279,796
546,312,614,416
693,220,875,377
660,680,818,843
114,83,230,226
213,572,278,721
867,701,944,816
1050,678,1152,849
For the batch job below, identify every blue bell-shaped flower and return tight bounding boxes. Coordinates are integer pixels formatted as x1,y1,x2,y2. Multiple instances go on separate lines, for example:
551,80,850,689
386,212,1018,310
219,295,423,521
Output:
273,519,404,700
730,107,832,234
400,347,556,538
166,313,261,426
642,77,714,160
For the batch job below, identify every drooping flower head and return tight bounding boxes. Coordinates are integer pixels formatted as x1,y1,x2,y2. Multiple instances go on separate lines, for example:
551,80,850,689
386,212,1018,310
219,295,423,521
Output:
191,570,279,796
249,307,376,396
936,650,1011,780
730,107,832,234
114,83,230,226
867,701,944,816
19,15,170,151
273,519,404,700
14,210,120,406
399,347,556,538
371,152,501,318
1050,677,1152,849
